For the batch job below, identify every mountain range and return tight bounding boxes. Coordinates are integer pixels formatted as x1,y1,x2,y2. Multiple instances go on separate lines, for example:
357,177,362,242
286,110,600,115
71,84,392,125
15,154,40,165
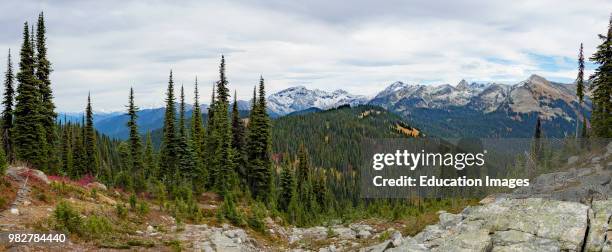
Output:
61,74,589,139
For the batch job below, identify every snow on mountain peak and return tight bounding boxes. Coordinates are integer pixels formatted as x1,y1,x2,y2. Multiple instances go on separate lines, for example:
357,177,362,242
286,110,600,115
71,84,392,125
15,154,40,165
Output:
267,86,367,115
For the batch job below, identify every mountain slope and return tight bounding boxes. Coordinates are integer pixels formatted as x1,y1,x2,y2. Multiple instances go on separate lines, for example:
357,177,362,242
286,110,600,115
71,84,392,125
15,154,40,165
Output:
370,75,591,138
272,105,420,172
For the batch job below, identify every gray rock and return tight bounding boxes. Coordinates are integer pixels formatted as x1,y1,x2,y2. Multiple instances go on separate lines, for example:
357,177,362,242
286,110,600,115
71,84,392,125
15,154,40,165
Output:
438,212,462,228
210,231,241,252
357,230,371,239
432,229,491,252
333,227,357,240
386,237,428,252
359,241,391,252
391,231,403,247
585,200,612,252
568,155,579,165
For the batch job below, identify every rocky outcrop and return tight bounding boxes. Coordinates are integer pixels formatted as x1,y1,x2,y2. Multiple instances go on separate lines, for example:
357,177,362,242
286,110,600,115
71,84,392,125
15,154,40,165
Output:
361,143,612,252
175,224,263,251
363,198,609,252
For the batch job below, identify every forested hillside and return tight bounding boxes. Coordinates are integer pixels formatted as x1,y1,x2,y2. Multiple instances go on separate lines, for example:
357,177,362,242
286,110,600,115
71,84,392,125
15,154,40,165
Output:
272,105,421,173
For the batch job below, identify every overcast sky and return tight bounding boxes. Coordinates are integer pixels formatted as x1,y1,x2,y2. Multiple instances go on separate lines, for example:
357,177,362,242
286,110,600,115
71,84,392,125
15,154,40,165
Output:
0,0,610,112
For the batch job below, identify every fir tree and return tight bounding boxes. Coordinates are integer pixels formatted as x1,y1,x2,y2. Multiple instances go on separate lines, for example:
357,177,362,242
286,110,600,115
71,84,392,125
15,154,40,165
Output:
278,163,295,212
210,56,235,194
589,15,612,138
191,77,206,188
61,122,73,176
177,85,196,183
204,84,216,187
84,93,98,176
2,49,14,161
231,90,247,185
13,23,46,169
143,131,157,178
36,12,58,171
160,70,179,182
246,76,272,202
576,43,587,138
126,87,144,174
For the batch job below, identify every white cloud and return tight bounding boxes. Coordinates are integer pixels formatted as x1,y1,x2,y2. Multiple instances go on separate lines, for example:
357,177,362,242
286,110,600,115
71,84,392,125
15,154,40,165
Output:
0,0,609,111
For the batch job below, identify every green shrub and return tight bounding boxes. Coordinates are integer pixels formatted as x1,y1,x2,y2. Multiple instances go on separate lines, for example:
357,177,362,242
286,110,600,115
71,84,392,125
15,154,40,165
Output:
137,201,149,217
129,194,137,210
90,188,98,200
116,204,128,219
53,201,82,234
248,202,267,233
82,215,112,239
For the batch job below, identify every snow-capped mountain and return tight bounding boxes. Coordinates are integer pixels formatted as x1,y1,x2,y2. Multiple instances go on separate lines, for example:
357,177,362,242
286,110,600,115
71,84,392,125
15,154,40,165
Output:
370,74,588,121
267,86,368,115
369,75,590,137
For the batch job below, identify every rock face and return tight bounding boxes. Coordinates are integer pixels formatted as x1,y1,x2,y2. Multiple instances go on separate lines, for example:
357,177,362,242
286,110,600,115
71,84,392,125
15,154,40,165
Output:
176,224,262,251
364,198,604,252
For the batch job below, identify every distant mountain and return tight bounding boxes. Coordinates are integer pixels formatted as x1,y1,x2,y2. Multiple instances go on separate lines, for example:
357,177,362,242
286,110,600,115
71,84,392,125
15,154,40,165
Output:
369,75,591,137
267,86,368,116
80,101,248,139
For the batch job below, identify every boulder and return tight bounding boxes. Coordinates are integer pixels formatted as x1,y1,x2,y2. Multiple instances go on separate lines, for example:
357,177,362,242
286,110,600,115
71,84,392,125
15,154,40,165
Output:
585,200,612,252
432,229,491,252
87,182,107,191
438,212,462,228
567,155,579,165
333,227,356,240
6,166,50,184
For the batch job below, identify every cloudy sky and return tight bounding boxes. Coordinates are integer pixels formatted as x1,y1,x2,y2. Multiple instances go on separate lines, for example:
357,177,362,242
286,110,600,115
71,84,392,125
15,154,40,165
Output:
0,0,610,112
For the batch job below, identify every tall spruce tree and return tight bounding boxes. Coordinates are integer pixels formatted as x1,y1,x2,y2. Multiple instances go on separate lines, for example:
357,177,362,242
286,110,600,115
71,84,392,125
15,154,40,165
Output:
126,87,143,174
61,122,73,176
211,56,235,194
160,70,179,182
589,15,612,138
246,76,272,202
13,23,46,169
177,85,196,183
278,163,296,212
84,93,98,176
576,43,587,138
191,77,206,187
231,90,247,185
204,84,216,187
2,49,14,161
35,12,58,171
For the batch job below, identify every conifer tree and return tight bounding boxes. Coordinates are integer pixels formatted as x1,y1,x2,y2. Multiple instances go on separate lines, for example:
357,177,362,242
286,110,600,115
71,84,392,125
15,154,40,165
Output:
210,56,235,193
576,43,587,138
296,144,310,184
589,15,612,138
13,23,46,169
278,162,295,212
84,93,98,176
177,85,196,183
204,84,216,187
2,49,14,161
36,12,58,170
246,76,272,202
71,117,85,178
61,122,73,176
191,77,206,186
143,131,157,178
126,87,144,174
160,70,178,182
231,91,247,185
